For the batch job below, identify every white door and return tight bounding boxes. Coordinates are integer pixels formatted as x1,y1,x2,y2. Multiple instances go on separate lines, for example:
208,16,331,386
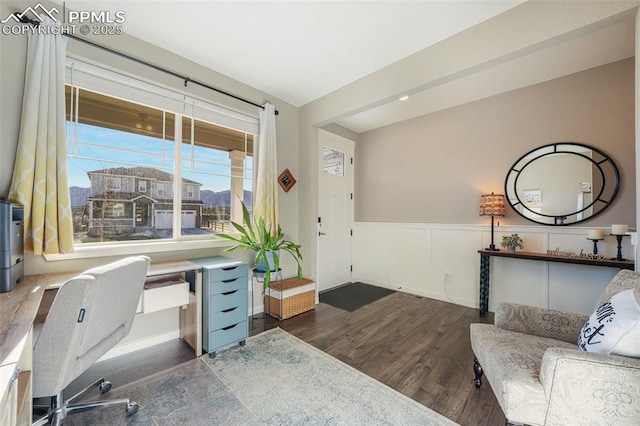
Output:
154,210,172,229
181,211,196,228
318,129,355,292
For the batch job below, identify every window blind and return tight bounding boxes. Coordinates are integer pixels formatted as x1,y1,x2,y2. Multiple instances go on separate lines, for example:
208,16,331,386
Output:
65,57,260,136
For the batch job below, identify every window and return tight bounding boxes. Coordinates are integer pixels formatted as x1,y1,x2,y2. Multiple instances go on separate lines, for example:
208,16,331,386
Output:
65,59,257,246
111,203,125,217
106,177,121,191
323,146,345,176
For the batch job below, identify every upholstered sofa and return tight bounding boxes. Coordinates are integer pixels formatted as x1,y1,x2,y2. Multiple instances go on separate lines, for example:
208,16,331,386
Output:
470,269,640,425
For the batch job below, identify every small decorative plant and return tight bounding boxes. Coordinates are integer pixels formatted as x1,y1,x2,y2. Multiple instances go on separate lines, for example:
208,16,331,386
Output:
501,234,524,251
218,201,302,289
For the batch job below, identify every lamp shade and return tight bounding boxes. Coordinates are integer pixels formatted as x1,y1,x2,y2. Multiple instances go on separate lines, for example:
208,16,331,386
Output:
480,193,506,217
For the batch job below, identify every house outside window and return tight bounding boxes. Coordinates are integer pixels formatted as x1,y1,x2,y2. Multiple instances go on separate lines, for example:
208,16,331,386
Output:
66,59,256,245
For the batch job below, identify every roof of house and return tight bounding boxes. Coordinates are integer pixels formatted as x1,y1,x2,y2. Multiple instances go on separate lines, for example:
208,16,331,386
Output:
87,166,202,186
87,193,204,204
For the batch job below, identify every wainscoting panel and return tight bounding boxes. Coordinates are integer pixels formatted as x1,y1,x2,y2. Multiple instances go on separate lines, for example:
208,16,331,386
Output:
388,225,432,294
547,264,614,314
352,224,392,287
430,227,481,307
490,257,547,308
352,222,633,315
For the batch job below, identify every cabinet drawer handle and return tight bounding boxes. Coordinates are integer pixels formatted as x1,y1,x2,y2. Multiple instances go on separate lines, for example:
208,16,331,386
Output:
221,307,237,313
222,290,238,296
222,323,238,331
222,278,238,283
222,266,238,271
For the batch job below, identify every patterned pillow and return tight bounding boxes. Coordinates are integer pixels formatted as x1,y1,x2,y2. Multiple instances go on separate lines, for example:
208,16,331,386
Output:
578,289,640,358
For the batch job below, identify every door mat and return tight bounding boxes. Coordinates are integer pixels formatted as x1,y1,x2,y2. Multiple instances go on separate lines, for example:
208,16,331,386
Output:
319,282,395,312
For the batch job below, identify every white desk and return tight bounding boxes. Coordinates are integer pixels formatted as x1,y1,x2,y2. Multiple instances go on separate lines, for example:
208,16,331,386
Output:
0,274,47,425
38,260,203,356
0,259,204,425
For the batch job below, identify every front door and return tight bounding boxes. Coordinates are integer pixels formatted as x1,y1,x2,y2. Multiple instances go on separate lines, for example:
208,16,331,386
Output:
317,129,355,292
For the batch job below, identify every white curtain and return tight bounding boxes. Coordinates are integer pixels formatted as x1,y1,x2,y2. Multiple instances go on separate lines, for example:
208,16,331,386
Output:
254,103,279,233
8,18,73,255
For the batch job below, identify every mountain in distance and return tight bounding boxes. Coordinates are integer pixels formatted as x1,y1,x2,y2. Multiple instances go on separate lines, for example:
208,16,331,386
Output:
200,190,252,209
70,186,90,207
69,187,252,209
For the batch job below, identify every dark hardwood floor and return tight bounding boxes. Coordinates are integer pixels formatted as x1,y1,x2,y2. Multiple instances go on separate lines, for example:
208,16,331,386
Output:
62,291,506,425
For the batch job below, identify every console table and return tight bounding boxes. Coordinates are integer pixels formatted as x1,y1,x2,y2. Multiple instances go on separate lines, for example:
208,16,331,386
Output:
478,249,635,317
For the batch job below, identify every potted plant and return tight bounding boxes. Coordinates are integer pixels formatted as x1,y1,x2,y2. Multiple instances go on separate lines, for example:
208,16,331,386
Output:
501,234,524,252
218,201,302,289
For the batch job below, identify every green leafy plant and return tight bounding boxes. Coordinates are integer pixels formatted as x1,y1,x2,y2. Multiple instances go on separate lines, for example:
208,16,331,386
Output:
217,201,302,289
501,233,524,250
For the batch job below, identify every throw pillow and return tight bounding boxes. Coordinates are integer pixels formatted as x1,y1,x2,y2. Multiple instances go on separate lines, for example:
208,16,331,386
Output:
578,289,640,358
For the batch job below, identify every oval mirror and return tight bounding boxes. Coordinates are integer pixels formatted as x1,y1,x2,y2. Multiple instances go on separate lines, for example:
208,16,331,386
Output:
504,143,619,225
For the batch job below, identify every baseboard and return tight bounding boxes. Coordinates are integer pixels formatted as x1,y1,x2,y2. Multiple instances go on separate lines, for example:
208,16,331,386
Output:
97,330,181,362
251,302,265,316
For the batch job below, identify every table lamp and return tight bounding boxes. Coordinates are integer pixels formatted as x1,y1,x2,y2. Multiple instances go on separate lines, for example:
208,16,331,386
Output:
480,193,506,251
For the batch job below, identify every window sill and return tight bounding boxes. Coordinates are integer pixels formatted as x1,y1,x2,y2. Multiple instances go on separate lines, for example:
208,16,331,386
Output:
42,237,233,262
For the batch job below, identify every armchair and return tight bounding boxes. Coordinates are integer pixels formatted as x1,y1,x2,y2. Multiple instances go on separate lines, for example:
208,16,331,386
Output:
32,255,150,426
470,269,640,425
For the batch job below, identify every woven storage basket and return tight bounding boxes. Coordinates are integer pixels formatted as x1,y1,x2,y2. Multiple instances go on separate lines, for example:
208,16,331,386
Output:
266,278,315,320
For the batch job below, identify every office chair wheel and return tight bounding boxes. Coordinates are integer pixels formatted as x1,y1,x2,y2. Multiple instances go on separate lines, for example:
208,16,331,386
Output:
239,339,246,346
126,402,139,416
99,380,112,393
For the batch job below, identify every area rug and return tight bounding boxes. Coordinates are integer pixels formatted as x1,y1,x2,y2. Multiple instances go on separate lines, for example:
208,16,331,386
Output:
319,281,395,312
65,359,254,425
66,328,455,425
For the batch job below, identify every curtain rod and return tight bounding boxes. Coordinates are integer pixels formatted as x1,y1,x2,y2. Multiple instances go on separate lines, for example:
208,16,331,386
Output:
62,32,278,115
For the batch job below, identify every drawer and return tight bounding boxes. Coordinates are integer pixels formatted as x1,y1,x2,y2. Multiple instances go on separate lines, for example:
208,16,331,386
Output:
142,280,189,314
206,264,247,283
209,276,245,295
210,304,247,330
210,289,246,312
208,321,247,350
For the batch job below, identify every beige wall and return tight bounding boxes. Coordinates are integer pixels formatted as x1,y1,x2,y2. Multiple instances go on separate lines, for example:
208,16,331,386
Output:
298,2,640,284
355,59,635,227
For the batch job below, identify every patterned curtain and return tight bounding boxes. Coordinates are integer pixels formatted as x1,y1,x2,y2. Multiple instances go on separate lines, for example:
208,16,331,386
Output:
253,103,278,233
8,18,73,255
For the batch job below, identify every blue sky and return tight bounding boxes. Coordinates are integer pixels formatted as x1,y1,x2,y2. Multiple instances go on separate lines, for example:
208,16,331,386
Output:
67,122,252,193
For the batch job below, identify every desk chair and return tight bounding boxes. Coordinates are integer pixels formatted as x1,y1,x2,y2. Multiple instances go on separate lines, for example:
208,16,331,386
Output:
32,255,150,426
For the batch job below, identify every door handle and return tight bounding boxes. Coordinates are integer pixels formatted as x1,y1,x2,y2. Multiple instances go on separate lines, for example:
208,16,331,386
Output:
318,231,326,236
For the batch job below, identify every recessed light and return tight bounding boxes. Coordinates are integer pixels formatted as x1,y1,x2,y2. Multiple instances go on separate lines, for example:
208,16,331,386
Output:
399,95,410,101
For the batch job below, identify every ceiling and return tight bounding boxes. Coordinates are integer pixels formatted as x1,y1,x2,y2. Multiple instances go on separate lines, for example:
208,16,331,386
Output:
57,1,635,133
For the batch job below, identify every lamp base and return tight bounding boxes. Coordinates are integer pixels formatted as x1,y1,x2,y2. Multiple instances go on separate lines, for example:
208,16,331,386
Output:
485,244,499,251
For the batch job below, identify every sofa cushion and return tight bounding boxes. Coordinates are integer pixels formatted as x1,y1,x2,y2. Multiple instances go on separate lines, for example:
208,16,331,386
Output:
470,323,575,425
578,289,640,358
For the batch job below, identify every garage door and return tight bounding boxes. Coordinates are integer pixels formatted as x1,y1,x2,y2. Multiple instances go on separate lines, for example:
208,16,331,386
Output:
154,210,196,229
154,210,172,229
182,211,196,228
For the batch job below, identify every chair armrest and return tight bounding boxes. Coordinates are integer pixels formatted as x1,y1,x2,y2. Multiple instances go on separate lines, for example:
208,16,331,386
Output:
540,347,640,425
494,302,587,344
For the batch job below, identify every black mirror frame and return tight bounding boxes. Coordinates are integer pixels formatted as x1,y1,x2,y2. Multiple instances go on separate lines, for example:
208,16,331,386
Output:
504,142,619,226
